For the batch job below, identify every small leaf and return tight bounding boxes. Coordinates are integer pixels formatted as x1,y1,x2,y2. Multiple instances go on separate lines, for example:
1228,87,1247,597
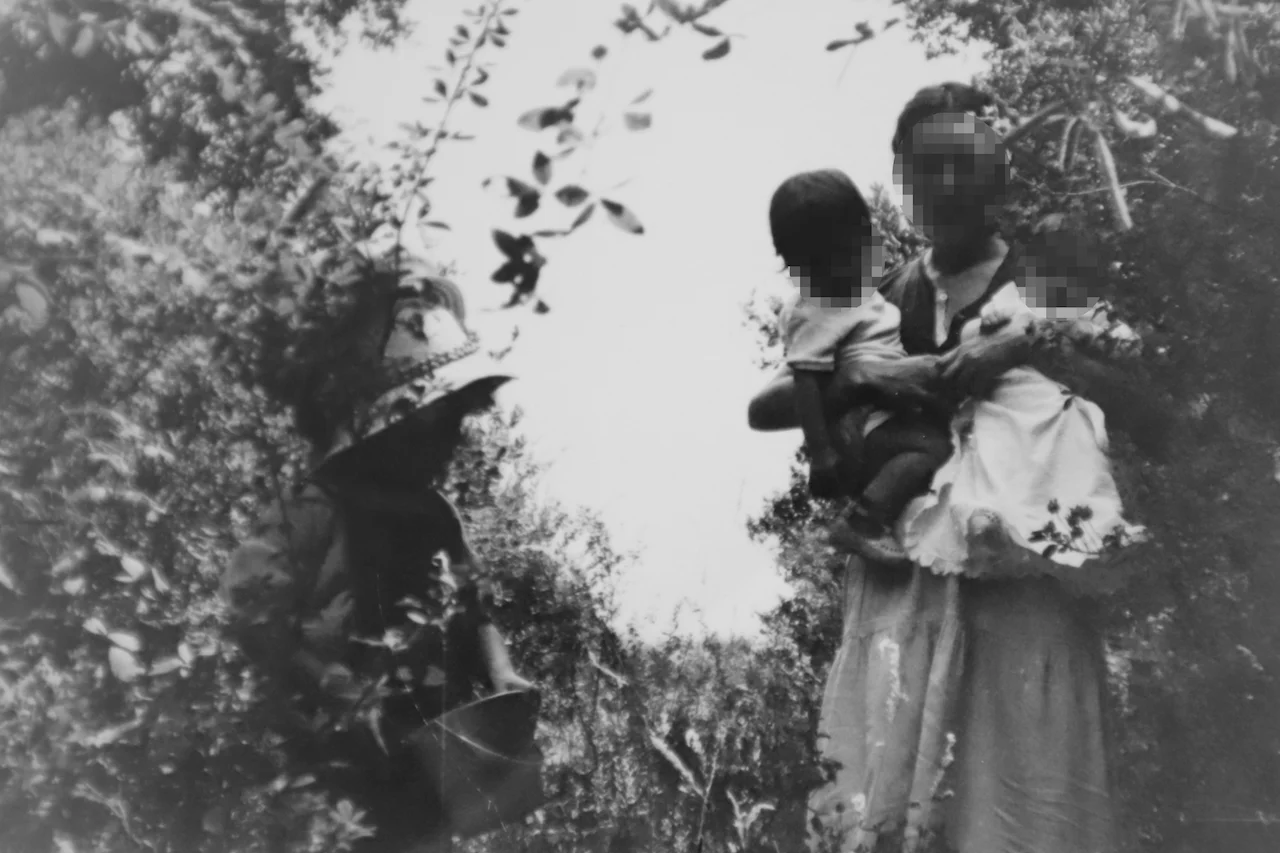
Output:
533,151,552,184
470,92,489,107
557,68,598,90
556,185,590,206
446,49,457,65
632,88,654,105
47,10,73,48
703,38,731,60
571,203,597,230
493,229,527,259
557,125,585,146
1112,108,1157,140
0,555,19,595
423,221,451,230
505,177,539,198
119,556,148,582
826,39,855,51
150,657,184,676
534,300,551,314
624,112,652,130
515,193,540,218
108,631,142,653
456,24,470,39
71,25,97,58
151,566,171,593
517,107,568,131
81,714,146,747
492,261,522,284
1042,545,1058,559
692,22,722,37
108,647,145,682
434,79,448,98
84,617,108,636
602,199,644,234
36,228,78,248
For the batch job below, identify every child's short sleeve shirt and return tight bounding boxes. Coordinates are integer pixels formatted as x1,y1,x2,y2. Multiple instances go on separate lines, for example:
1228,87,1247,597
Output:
780,289,907,373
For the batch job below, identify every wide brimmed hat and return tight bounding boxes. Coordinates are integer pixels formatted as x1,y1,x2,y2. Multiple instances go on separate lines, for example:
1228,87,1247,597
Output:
315,263,514,468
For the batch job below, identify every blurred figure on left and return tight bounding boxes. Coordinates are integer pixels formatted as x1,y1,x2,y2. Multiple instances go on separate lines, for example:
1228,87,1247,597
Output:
220,253,537,853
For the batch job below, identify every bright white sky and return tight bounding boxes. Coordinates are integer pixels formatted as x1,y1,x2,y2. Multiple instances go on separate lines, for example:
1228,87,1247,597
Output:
318,0,985,641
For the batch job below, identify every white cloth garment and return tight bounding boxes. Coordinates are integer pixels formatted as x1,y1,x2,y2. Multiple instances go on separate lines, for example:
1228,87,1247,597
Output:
898,281,1147,584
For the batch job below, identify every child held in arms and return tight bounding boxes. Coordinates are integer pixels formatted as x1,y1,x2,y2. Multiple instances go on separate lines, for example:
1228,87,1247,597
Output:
770,169,952,565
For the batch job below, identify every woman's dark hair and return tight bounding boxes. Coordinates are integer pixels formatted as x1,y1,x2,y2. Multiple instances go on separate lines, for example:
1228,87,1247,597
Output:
891,82,997,156
768,169,873,270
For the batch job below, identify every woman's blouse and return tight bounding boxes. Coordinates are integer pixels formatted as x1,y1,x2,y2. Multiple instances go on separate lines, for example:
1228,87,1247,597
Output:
878,248,1015,355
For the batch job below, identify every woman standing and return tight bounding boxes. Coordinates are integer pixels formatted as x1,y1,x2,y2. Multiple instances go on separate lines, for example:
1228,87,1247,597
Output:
749,83,1164,852
220,256,537,853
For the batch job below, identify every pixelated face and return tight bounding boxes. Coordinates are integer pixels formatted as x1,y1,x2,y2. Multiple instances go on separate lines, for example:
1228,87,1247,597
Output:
1018,233,1103,320
894,112,1008,246
791,226,884,307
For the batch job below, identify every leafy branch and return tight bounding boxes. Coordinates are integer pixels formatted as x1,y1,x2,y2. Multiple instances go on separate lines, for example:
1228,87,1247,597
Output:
390,0,513,265
482,0,741,310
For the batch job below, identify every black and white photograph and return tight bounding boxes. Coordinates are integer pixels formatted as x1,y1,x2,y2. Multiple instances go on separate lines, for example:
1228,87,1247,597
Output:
1,1,1277,851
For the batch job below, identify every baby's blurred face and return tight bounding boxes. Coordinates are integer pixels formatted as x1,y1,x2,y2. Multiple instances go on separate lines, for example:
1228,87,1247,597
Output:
1019,238,1102,320
791,228,884,308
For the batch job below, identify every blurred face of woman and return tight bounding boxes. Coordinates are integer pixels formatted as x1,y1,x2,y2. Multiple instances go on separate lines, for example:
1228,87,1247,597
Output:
895,112,1008,250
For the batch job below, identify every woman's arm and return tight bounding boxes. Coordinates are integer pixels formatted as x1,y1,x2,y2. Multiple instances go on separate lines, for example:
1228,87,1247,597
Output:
747,355,948,433
935,326,1035,402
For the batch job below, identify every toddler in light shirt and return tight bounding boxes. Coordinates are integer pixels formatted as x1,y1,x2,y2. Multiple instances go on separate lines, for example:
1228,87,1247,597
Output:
770,169,952,564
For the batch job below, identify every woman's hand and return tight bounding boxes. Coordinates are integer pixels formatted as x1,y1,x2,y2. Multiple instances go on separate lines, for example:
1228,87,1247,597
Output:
938,327,1033,400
